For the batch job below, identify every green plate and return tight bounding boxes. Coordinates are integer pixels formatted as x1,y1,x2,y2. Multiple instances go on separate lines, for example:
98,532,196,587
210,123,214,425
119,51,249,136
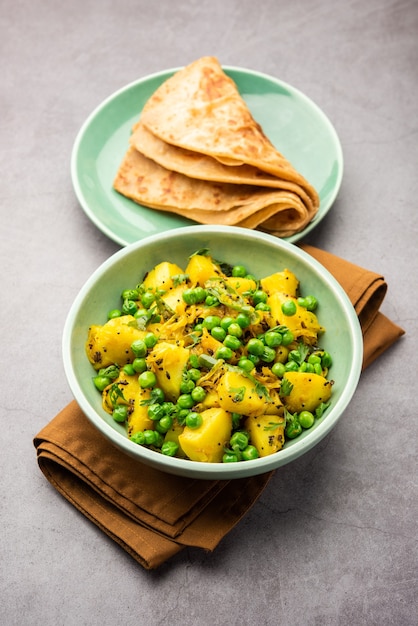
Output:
71,66,343,246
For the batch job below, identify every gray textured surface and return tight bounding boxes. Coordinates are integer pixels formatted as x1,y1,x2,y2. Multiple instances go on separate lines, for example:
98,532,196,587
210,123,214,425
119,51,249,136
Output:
1,1,417,624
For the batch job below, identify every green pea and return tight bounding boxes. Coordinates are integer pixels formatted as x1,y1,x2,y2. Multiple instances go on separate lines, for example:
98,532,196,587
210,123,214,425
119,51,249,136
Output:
215,346,233,360
132,357,147,373
223,452,239,463
247,338,265,356
264,331,282,347
144,332,158,348
188,367,201,382
211,326,227,342
161,401,174,413
143,429,158,445
107,308,122,320
285,361,299,372
191,386,206,403
232,265,247,277
308,354,321,365
261,346,276,363
147,403,165,421
138,370,157,389
247,354,260,366
182,288,198,305
205,295,219,307
180,378,195,394
271,362,286,378
185,412,203,429
112,405,128,423
177,394,194,409
122,299,138,316
134,309,149,322
252,290,268,305
238,357,255,373
161,441,179,457
224,334,242,351
93,375,111,391
255,303,270,311
235,312,251,329
176,408,190,425
193,287,208,303
141,291,155,308
155,415,173,434
285,420,303,439
313,363,323,375
131,339,147,357
134,308,148,319
153,432,164,448
298,411,315,429
230,431,249,451
242,445,259,461
227,322,243,338
188,354,200,368
130,431,145,445
281,330,295,346
151,387,165,403
321,351,333,368
203,315,221,330
220,316,234,331
123,364,136,376
281,300,297,316
121,288,139,301
304,295,318,311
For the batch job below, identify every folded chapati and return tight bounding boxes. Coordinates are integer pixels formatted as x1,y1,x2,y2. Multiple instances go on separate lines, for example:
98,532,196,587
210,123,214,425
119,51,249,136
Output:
113,56,319,237
114,147,313,237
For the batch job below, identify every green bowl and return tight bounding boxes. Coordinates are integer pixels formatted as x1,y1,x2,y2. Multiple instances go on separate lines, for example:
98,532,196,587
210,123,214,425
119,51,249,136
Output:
62,226,363,479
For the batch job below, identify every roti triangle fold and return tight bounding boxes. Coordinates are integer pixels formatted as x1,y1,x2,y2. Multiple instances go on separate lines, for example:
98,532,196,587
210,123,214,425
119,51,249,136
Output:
139,56,319,211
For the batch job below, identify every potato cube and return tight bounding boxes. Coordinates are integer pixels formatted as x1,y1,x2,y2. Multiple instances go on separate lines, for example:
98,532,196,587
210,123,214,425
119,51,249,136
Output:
281,371,332,413
185,254,222,286
260,269,299,297
244,413,286,457
142,261,185,291
147,341,189,401
178,407,232,462
86,315,146,369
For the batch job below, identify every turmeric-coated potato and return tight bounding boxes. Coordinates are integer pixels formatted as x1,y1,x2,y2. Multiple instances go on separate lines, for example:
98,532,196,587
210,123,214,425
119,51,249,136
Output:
142,261,184,291
86,315,146,370
217,370,268,416
260,269,299,297
178,407,232,462
268,292,323,344
185,254,222,286
102,371,154,434
147,341,189,401
244,414,286,457
281,371,332,414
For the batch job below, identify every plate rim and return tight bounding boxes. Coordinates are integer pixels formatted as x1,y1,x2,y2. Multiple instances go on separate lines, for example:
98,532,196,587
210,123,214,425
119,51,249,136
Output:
71,64,344,247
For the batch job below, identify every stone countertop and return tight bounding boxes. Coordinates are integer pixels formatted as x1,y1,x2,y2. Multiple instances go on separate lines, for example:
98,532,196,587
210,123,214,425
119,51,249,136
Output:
1,1,416,624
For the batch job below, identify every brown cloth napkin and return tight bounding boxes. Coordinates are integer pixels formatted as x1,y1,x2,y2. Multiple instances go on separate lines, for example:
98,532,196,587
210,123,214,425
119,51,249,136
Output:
34,247,405,569
300,245,404,368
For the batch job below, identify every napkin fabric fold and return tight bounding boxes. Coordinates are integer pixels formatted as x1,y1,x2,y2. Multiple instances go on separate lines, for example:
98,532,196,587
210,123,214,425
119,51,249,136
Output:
300,245,404,368
34,246,405,569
